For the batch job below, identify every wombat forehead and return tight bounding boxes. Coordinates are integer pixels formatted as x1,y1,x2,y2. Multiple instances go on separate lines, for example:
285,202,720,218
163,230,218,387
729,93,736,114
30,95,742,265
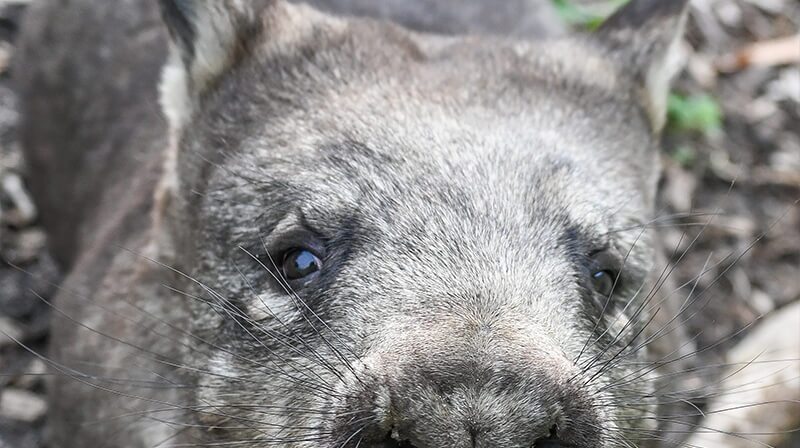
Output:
209,140,585,224
208,127,635,235
200,46,645,181
196,121,640,267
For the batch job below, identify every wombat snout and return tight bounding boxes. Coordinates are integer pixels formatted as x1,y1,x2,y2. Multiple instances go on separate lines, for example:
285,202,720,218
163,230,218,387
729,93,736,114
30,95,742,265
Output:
334,352,602,448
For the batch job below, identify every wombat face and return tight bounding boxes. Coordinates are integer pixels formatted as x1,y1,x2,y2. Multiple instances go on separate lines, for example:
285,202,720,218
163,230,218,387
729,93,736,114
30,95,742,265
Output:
158,1,689,446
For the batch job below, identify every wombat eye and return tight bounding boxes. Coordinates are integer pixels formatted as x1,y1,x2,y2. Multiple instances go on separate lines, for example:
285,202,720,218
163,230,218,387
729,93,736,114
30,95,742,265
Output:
281,249,322,280
591,270,616,297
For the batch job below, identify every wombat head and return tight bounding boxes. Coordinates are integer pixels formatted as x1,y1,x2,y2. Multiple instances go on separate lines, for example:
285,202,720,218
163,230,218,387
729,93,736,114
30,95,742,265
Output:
156,0,689,446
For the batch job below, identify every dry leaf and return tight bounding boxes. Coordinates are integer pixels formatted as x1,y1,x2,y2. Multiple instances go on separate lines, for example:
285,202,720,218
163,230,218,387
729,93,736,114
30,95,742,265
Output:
716,34,800,72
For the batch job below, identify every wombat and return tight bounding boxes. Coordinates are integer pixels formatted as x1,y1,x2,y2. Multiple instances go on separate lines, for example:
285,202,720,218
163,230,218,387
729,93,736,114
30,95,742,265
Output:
15,0,696,446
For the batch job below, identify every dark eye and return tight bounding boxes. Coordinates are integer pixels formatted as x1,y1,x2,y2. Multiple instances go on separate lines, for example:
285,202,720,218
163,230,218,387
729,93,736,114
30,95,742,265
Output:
282,249,322,280
591,270,617,297
588,250,621,298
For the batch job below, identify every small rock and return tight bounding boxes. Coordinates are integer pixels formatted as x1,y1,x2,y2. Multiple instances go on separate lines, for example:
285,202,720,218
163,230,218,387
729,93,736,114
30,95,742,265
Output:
709,146,740,181
3,228,47,264
662,163,697,212
687,53,718,88
744,97,779,123
691,0,732,49
741,0,787,15
0,41,10,74
0,389,47,423
0,316,23,347
749,289,775,315
684,302,800,448
12,359,46,390
714,0,743,28
661,228,692,254
766,67,800,103
716,214,757,238
1,172,37,226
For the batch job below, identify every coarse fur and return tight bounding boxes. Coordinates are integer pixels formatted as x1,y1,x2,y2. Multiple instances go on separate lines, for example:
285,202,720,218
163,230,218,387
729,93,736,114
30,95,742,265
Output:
15,0,696,447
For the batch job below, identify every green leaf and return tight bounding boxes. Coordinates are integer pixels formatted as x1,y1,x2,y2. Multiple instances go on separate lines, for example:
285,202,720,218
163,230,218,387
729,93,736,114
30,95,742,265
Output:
667,93,723,135
552,0,631,30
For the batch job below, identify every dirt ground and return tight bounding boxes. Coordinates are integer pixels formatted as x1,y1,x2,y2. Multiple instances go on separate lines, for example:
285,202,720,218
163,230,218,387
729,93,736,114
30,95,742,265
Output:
0,1,798,447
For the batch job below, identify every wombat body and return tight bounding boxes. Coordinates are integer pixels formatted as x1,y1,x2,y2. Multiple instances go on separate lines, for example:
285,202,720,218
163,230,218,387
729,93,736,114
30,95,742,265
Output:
16,0,694,446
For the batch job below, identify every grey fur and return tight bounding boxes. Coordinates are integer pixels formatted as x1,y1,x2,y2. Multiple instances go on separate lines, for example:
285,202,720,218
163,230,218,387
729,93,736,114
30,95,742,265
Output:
15,0,692,447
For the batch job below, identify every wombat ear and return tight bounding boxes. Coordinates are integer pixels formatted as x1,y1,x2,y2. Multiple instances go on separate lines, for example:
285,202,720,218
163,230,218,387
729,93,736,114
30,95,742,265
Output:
158,0,267,131
596,0,690,132
158,0,310,131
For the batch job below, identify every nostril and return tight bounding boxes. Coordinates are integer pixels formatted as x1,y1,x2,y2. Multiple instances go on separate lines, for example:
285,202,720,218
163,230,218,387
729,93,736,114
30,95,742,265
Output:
533,439,563,448
381,433,417,448
533,425,563,448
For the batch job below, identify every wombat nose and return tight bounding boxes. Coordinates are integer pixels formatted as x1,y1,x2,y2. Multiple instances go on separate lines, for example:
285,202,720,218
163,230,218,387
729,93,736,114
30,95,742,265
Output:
379,438,417,447
333,338,603,448
531,426,566,447
373,424,567,448
342,367,598,448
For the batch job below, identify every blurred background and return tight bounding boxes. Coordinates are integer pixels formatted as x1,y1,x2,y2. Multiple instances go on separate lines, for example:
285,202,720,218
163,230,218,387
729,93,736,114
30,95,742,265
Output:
0,0,797,447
